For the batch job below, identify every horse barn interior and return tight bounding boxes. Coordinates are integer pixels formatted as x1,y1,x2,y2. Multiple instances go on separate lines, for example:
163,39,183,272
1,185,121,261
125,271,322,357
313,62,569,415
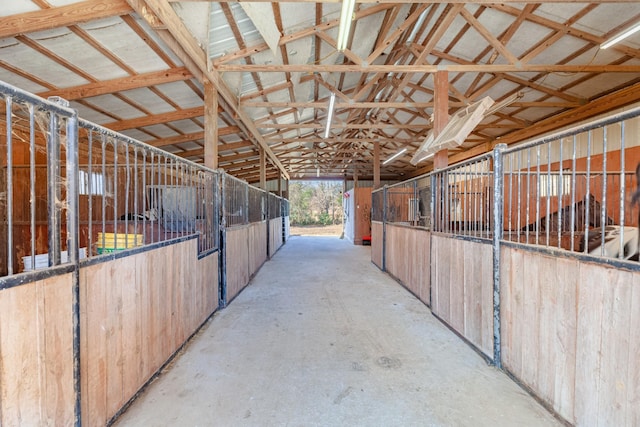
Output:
1,0,640,425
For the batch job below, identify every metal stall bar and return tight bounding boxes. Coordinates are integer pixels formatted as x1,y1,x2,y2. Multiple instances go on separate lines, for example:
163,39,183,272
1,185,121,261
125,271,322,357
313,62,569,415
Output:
382,185,388,272
5,97,13,275
492,144,506,368
48,107,62,266
619,122,626,258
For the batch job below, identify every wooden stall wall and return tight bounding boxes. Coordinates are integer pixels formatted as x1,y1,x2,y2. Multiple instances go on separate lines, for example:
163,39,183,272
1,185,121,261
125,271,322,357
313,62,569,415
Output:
371,221,383,269
0,273,76,426
248,221,267,278
269,217,283,257
431,235,494,359
80,239,218,426
385,224,431,306
284,216,290,241
226,226,250,303
501,246,640,425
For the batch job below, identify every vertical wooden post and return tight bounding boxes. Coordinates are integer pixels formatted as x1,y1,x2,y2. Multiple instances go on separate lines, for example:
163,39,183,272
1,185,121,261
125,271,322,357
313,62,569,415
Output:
353,167,359,189
373,141,380,189
259,148,266,189
204,80,218,169
277,172,282,196
433,70,449,170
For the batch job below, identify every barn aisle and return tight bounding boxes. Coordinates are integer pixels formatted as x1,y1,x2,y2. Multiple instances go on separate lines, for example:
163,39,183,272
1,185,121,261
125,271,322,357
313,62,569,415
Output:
114,236,559,427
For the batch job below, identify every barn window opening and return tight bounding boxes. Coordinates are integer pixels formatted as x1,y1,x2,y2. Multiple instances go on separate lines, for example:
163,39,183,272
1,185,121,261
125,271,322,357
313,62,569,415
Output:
539,169,571,197
79,170,106,196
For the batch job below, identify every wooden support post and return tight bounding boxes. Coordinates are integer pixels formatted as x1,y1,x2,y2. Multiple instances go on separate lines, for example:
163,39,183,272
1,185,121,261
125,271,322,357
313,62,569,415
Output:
277,172,282,196
259,148,266,189
373,141,380,189
353,168,358,189
204,80,218,169
433,70,449,170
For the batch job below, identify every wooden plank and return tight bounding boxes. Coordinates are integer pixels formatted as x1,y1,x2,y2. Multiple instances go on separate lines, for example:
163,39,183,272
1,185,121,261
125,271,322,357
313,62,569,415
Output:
37,67,192,101
226,227,250,302
371,221,383,269
630,273,640,427
41,275,75,425
597,268,631,425
105,261,124,419
216,63,640,73
552,256,577,423
430,236,440,314
0,275,73,426
521,247,541,392
575,262,606,424
499,246,513,370
0,283,42,426
463,239,481,351
137,249,152,385
449,239,464,333
0,0,132,39
102,107,204,132
502,246,524,378
436,236,451,322
121,253,142,402
480,243,493,358
537,255,557,405
81,262,109,426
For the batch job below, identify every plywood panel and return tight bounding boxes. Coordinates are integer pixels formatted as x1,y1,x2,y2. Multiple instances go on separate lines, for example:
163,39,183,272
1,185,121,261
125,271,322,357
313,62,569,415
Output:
226,226,250,302
0,274,75,426
371,221,383,268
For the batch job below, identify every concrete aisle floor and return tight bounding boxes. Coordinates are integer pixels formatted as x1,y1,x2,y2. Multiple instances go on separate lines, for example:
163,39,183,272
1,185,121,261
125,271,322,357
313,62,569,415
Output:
114,236,560,427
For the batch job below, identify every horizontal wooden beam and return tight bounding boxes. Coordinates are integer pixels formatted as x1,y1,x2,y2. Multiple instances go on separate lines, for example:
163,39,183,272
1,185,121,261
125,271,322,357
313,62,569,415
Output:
103,106,203,131
216,64,640,73
243,100,581,109
174,148,204,158
219,140,254,152
244,101,436,109
145,131,204,148
37,67,192,101
258,122,427,130
0,0,133,39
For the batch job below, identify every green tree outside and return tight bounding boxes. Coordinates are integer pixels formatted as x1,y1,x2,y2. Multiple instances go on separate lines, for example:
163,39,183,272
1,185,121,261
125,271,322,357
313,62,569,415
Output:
289,181,343,226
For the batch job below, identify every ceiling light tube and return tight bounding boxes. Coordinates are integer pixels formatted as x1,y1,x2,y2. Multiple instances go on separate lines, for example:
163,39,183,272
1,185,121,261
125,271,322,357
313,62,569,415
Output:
324,93,336,138
383,148,407,165
337,0,356,52
601,21,640,49
418,152,435,163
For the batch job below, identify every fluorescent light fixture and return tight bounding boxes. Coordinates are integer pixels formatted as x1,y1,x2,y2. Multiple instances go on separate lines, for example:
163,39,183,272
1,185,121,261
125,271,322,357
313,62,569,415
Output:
418,153,435,163
383,148,407,165
337,0,356,52
601,21,640,49
324,93,336,138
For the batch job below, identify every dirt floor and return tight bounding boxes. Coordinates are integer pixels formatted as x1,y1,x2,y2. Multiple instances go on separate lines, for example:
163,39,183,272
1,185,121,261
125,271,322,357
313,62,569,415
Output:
289,224,343,236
